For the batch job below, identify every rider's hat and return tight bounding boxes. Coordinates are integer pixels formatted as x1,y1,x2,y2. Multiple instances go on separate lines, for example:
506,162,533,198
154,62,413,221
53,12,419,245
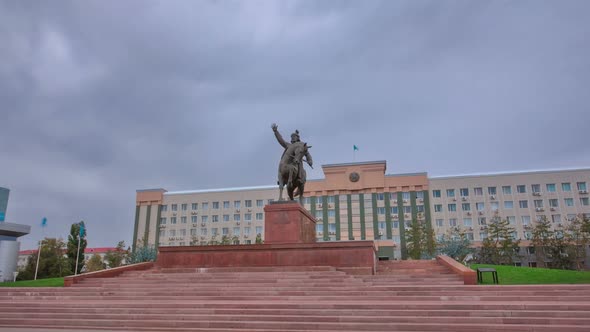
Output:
291,130,300,141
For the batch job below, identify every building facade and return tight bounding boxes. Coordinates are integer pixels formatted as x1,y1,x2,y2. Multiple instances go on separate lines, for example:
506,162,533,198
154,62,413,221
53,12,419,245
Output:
0,187,31,282
134,161,590,264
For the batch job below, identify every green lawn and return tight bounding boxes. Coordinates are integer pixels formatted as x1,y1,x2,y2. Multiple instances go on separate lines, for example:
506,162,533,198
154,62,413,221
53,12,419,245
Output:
0,277,64,287
471,264,590,285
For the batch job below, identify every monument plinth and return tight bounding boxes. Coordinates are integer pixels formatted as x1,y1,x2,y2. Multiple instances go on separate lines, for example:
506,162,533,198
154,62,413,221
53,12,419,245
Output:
264,201,316,244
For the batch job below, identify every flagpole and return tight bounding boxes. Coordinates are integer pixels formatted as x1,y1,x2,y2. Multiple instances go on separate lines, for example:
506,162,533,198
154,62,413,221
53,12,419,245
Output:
75,233,81,275
33,239,42,280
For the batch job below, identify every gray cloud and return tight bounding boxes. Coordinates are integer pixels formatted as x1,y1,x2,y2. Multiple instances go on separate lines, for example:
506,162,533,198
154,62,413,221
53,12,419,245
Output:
1,0,589,249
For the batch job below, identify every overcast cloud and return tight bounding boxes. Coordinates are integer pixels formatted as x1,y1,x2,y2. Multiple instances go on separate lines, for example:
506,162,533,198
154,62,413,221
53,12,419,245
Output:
1,0,589,250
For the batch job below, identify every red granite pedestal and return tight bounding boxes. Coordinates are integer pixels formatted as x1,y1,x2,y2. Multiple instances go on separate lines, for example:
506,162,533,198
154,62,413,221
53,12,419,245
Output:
156,201,377,274
264,201,316,244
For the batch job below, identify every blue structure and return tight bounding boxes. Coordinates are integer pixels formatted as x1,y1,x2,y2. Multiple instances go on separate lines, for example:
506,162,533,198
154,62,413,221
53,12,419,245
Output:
0,187,8,222
0,187,31,282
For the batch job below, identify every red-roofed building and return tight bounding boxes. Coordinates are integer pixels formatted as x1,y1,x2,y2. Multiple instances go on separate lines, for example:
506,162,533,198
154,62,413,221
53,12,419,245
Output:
18,247,125,270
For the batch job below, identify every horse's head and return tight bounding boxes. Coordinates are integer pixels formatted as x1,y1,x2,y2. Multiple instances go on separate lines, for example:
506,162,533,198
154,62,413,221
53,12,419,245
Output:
293,143,310,164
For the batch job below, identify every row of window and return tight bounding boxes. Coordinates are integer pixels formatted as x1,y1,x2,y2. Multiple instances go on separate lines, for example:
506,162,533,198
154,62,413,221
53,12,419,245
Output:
312,205,427,219
160,212,264,224
162,199,270,212
161,226,264,238
434,198,589,212
304,192,426,205
433,182,588,198
434,213,579,228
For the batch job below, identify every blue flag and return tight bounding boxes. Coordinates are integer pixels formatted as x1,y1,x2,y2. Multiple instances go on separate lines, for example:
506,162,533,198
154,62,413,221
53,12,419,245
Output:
41,217,47,227
353,145,359,151
79,222,85,237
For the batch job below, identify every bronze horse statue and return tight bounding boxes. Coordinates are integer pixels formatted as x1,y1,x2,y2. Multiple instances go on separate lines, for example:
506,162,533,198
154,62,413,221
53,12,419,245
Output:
277,142,311,203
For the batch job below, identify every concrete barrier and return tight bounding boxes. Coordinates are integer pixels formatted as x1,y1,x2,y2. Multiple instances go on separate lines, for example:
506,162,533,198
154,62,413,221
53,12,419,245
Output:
64,262,154,287
436,255,477,285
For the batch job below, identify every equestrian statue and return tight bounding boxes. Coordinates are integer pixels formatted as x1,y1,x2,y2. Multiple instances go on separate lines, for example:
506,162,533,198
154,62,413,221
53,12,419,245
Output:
271,123,313,204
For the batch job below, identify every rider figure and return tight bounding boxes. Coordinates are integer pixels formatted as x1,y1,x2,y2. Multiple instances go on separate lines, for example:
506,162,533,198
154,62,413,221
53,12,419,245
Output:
272,123,313,168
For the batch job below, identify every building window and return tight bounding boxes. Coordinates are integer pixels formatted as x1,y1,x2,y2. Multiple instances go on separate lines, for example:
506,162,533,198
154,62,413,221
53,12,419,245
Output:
233,227,241,236
402,192,410,200
256,213,263,220
517,185,526,194
531,184,541,194
376,193,384,201
245,200,252,208
161,205,168,212
211,228,218,236
446,189,455,198
478,217,486,225
212,215,219,222
463,218,472,227
234,214,241,221
160,218,167,225
580,197,589,206
416,191,424,199
462,203,471,211
562,183,571,192
223,214,230,222
244,213,252,221
519,200,528,208
534,200,544,208
577,182,587,191
460,188,469,197
202,202,209,210
180,229,186,236
201,228,207,236
392,221,399,228
549,199,559,208
567,214,577,221
212,202,219,209
488,187,497,195
564,198,574,207
201,216,208,222
171,204,178,211
416,205,425,213
234,201,241,209
436,219,444,227
244,227,251,236
491,202,499,211
546,184,556,192
181,204,187,211
448,204,456,212
449,218,457,226
552,214,561,223
507,216,516,225
376,207,385,215
255,226,263,235
315,211,322,218
223,201,230,209
222,228,229,235
504,201,514,209
190,229,197,236
502,186,512,195
181,216,187,224
404,206,412,213
474,187,483,196
432,190,441,198
476,202,485,211
171,217,177,224
169,229,176,237
191,216,197,223
479,232,487,240
191,203,197,210
390,207,398,214
466,233,474,241
256,199,264,207
434,204,442,212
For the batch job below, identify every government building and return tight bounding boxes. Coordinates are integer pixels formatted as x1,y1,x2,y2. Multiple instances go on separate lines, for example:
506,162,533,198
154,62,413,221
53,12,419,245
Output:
134,161,590,264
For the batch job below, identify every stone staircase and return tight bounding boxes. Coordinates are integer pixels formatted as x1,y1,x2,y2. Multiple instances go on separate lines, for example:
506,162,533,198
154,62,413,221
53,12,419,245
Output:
1,263,590,331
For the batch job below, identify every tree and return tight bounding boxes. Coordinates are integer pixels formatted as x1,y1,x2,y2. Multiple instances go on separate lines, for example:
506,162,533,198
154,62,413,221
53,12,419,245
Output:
405,218,435,259
66,221,87,274
565,215,590,270
17,238,71,280
530,216,553,268
437,226,474,263
128,239,157,264
85,254,105,272
546,225,573,270
220,234,231,245
104,241,128,268
477,216,520,265
255,233,263,244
